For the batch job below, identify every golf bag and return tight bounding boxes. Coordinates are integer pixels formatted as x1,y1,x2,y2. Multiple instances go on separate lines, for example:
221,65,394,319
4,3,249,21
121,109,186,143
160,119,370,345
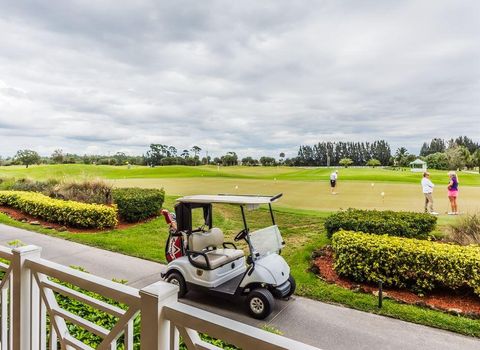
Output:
162,210,185,262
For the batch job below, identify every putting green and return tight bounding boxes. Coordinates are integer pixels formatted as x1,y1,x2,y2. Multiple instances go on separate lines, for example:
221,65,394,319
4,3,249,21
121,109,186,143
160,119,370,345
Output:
111,177,480,214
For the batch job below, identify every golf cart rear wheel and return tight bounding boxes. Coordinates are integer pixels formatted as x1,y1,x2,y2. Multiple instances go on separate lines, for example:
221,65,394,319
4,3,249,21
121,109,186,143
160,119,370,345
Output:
167,272,187,298
246,288,275,319
285,274,296,298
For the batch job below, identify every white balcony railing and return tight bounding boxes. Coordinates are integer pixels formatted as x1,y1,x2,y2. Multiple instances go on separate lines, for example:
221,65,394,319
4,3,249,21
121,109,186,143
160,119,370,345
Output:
0,244,321,350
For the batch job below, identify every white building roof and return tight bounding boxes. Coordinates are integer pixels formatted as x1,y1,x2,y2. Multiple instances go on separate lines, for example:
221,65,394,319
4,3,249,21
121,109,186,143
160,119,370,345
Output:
409,159,426,165
176,194,282,205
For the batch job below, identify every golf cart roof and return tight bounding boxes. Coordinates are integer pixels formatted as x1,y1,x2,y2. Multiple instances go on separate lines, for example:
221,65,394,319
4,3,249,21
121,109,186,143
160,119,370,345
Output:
176,193,282,205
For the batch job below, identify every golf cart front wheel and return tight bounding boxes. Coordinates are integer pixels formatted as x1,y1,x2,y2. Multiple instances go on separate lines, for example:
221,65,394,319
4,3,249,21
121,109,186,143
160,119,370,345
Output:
246,288,275,319
167,272,187,298
285,274,296,298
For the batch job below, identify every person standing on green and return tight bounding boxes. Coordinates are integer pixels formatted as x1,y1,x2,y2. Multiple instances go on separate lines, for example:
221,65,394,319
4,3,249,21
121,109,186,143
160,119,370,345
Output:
330,170,338,194
421,172,438,215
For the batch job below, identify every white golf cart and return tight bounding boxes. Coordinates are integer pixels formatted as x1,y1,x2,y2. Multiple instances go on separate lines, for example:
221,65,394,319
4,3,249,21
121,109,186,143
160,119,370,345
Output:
161,193,295,319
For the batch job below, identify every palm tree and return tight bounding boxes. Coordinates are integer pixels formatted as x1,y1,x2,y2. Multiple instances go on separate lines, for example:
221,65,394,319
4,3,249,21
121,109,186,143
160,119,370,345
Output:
191,146,202,166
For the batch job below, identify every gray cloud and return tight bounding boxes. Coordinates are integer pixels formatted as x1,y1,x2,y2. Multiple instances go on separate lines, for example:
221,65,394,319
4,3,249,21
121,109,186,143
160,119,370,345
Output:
0,0,479,159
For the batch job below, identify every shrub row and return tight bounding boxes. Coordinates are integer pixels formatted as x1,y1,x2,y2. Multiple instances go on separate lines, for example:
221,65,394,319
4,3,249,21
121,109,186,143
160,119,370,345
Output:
7,178,113,205
324,209,437,239
112,188,165,222
0,191,117,229
332,230,480,296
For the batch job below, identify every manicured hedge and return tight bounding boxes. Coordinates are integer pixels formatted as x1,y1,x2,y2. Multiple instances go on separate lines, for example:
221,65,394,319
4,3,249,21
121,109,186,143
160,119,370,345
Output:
332,230,480,296
0,191,117,229
324,209,437,239
112,188,165,222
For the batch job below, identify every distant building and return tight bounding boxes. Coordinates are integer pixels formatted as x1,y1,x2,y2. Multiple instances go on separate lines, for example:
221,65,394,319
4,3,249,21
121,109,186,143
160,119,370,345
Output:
409,158,427,172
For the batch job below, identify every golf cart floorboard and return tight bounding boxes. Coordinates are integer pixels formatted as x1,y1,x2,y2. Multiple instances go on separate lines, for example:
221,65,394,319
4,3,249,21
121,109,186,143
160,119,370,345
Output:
212,274,244,295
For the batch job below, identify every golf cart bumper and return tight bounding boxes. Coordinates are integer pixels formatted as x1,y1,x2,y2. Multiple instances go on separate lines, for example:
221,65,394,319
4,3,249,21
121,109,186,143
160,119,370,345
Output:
272,280,291,298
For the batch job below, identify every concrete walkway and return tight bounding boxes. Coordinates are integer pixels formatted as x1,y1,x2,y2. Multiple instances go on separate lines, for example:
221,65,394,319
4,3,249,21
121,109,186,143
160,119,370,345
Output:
1,223,479,350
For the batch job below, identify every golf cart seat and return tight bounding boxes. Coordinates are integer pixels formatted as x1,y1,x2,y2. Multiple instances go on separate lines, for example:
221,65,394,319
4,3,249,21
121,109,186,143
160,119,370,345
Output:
188,228,244,269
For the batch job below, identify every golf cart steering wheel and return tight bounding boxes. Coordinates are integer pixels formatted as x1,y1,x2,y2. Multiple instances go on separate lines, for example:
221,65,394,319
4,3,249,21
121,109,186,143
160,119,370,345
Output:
234,229,248,241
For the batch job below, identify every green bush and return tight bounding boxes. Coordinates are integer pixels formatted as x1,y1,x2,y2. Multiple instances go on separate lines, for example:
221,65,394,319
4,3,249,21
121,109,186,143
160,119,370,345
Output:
52,180,113,204
332,230,480,296
112,188,165,222
324,209,437,239
0,191,117,229
448,213,480,245
11,178,59,194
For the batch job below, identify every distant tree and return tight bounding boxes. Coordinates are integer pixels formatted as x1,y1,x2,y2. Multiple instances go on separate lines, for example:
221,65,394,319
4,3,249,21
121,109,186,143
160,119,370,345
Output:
114,152,128,165
191,146,201,157
279,152,285,164
445,145,469,170
181,149,190,159
425,152,449,170
51,149,64,164
339,158,353,168
220,152,238,166
454,136,480,154
259,156,276,166
15,149,40,168
366,158,381,168
241,157,259,166
430,138,446,154
190,146,201,165
167,146,177,157
394,147,410,167
473,150,480,174
420,142,430,157
145,144,168,166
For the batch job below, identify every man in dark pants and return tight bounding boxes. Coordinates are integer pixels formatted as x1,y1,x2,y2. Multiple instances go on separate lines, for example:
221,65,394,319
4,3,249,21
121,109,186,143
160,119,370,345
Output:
330,170,338,194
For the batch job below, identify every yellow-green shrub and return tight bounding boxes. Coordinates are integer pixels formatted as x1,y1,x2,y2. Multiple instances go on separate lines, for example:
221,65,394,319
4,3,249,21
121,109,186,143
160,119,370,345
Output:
0,191,117,229
332,230,480,296
325,209,437,239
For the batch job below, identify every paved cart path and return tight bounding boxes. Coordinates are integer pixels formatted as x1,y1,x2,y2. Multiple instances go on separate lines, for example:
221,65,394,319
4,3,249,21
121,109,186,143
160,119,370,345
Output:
1,224,479,350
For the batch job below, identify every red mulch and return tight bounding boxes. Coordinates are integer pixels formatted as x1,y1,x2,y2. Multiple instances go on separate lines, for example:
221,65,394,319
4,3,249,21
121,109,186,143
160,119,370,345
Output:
313,247,480,318
0,206,148,233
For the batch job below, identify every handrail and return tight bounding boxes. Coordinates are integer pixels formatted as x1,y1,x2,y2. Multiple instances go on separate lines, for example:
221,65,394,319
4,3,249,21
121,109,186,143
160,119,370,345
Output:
40,278,126,318
164,302,321,350
0,246,13,260
25,257,141,307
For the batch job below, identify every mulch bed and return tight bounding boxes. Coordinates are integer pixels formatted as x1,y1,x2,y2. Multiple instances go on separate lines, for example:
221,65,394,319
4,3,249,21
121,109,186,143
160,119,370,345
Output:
312,246,480,318
0,206,146,233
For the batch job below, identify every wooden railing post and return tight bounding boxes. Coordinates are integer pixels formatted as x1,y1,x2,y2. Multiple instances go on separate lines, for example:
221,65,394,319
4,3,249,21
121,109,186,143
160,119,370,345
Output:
139,281,179,350
11,245,42,350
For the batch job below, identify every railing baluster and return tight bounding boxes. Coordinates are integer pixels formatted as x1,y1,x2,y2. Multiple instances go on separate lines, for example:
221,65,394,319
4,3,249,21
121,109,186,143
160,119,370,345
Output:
48,323,57,350
31,271,41,349
124,320,133,350
39,297,47,350
169,323,179,350
1,278,9,349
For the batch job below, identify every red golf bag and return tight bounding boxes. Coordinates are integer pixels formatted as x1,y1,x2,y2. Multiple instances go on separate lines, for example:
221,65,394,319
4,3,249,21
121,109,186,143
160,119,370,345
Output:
162,210,185,262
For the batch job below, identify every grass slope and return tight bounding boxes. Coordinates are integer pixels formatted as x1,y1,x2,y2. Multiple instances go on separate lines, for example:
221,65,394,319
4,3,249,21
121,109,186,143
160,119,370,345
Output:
1,164,479,186
1,197,479,337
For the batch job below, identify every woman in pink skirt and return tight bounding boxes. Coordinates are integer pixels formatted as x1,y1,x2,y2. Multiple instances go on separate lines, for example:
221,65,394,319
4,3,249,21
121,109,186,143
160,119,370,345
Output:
447,171,459,215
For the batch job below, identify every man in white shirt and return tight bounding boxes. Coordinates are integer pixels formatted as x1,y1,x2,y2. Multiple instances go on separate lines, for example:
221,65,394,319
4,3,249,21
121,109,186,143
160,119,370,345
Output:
330,170,338,194
421,172,438,215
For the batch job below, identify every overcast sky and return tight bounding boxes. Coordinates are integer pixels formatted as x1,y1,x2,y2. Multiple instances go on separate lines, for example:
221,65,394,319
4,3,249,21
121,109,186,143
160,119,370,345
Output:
0,0,479,159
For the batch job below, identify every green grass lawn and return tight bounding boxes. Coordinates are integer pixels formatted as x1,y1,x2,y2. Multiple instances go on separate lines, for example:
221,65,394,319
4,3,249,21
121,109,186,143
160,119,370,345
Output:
1,164,479,185
1,196,479,337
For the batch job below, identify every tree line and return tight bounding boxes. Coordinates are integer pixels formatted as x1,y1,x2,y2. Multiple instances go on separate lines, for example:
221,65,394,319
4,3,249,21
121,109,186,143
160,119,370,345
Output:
293,140,391,166
418,136,480,171
1,136,479,172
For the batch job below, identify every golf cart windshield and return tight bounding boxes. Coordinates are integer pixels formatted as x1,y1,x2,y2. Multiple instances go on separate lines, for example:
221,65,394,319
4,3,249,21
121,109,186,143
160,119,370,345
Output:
248,225,284,257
